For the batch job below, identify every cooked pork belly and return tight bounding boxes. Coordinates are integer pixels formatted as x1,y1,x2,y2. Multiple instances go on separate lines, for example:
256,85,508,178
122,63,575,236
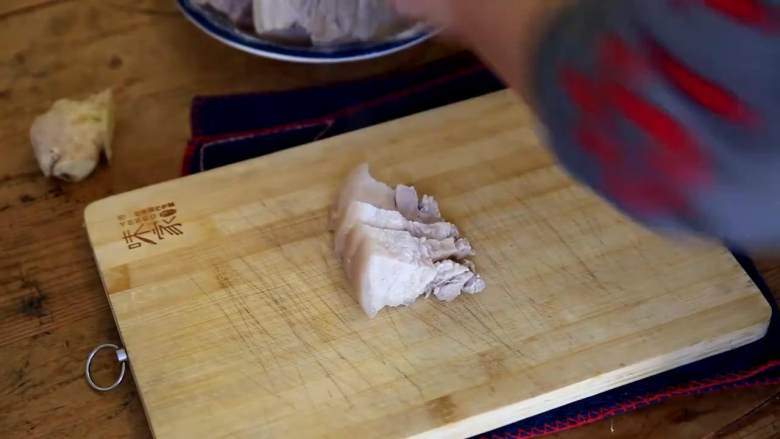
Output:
330,163,396,230
395,184,444,224
195,0,253,24
341,226,471,270
421,237,473,261
343,225,438,318
333,164,485,317
333,200,460,257
428,260,485,302
343,224,484,317
252,0,408,45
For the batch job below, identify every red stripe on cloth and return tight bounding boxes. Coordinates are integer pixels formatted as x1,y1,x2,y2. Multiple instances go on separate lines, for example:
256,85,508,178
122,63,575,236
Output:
704,0,778,29
648,42,757,125
482,359,780,438
181,140,198,175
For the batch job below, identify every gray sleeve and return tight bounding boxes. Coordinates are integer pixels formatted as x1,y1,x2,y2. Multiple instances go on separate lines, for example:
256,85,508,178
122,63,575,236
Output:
531,0,780,250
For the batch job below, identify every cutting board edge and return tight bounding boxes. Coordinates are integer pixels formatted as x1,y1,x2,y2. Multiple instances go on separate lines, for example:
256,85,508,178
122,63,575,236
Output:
83,162,227,224
82,223,162,438
412,306,772,439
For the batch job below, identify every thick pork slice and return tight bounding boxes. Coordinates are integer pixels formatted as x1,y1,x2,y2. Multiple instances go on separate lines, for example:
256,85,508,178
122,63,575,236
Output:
330,163,395,231
252,0,407,45
343,224,485,317
341,224,473,271
333,164,486,317
344,224,438,318
333,200,460,257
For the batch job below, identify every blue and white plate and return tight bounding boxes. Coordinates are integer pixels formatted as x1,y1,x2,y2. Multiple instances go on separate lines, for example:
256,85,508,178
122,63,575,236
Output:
177,0,435,64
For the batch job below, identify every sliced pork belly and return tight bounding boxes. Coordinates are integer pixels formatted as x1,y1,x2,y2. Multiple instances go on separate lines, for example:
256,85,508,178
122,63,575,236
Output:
333,200,460,257
422,237,474,261
341,225,472,271
427,260,486,302
344,224,484,317
196,0,253,24
330,163,396,230
333,164,485,317
395,184,444,224
344,224,438,318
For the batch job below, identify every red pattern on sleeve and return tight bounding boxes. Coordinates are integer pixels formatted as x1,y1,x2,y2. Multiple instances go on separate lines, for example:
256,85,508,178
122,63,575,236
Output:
604,82,708,185
597,35,647,81
560,69,602,115
576,126,621,164
558,33,714,215
703,0,778,29
648,42,758,125
605,176,688,214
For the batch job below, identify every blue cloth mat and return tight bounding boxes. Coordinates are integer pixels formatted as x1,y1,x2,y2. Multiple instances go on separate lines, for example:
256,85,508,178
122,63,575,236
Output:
184,53,779,438
184,53,502,174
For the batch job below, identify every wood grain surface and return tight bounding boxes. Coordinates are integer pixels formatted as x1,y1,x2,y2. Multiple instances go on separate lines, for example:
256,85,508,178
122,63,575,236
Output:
1,1,778,438
85,91,770,438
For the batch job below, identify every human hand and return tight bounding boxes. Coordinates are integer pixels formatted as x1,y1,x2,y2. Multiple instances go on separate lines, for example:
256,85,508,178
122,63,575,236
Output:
391,0,570,101
391,0,457,29
390,0,504,41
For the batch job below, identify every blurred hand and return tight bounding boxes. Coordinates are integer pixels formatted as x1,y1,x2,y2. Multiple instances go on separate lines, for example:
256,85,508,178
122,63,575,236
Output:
391,0,505,41
391,0,457,28
391,0,570,102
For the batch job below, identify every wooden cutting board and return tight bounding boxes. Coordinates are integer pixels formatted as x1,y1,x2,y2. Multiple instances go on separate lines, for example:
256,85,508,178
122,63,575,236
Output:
84,91,771,438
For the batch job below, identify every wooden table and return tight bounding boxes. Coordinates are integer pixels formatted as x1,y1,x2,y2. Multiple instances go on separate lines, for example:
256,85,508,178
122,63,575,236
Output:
0,1,777,438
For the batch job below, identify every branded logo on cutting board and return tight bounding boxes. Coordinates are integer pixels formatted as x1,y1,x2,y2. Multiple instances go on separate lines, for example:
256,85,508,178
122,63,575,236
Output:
117,202,183,250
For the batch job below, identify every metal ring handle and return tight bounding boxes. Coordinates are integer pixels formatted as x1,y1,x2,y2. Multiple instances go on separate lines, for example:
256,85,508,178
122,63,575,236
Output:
85,343,127,392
